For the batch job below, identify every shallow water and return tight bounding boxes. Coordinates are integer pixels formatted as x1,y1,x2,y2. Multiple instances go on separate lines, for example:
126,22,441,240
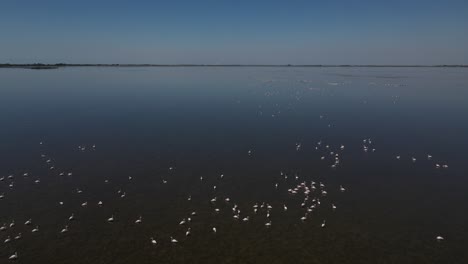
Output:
0,67,468,263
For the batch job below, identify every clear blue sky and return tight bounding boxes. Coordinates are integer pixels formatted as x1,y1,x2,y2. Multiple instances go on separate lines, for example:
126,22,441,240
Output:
1,0,467,64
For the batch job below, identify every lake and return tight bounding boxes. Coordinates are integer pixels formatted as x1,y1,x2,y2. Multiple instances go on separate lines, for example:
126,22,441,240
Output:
0,67,467,263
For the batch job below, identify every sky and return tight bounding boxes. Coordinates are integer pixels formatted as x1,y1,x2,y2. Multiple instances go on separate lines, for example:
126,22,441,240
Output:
1,0,467,65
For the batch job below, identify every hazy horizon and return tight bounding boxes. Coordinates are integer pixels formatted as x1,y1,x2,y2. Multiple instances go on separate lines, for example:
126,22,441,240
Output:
1,0,467,65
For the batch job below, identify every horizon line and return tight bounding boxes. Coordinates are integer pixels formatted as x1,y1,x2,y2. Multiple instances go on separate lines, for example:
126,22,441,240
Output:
1,63,467,68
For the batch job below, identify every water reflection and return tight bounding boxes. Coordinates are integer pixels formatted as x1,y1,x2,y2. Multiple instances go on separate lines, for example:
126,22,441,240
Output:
0,67,467,263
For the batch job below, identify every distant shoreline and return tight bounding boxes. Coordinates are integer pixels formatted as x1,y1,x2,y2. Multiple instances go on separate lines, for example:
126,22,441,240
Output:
1,63,467,69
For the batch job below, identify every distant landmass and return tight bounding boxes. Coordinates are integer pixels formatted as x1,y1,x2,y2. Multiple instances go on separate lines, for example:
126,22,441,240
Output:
0,63,467,69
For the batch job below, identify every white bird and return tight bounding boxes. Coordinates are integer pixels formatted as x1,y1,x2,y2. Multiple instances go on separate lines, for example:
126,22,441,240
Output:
9,252,18,260
24,219,32,225
98,201,103,206
135,216,142,224
4,236,11,243
9,221,15,228
283,204,288,211
332,204,337,210
321,220,326,228
32,226,39,232
242,217,249,222
436,236,444,241
212,227,217,234
107,215,114,223
14,233,21,240
170,237,178,243
0,224,7,231
69,214,75,221
179,219,186,225
61,225,68,233
81,202,88,207
150,237,157,245
339,185,346,192
265,221,272,227
186,228,191,236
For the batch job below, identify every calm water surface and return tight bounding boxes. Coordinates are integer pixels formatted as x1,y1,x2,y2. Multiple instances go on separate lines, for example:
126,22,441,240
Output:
0,67,468,263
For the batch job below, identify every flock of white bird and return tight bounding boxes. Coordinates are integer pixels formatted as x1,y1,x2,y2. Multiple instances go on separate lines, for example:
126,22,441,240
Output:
0,78,453,261
0,136,450,261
